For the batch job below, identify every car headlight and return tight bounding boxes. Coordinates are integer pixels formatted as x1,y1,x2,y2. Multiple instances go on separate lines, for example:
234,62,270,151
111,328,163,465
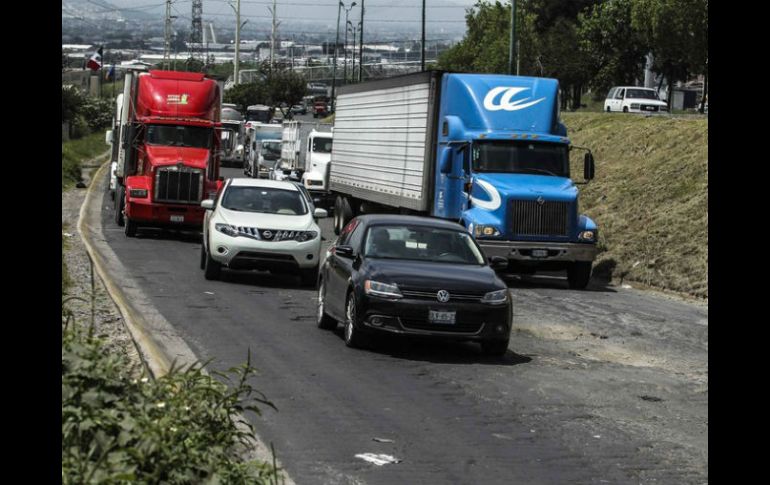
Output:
215,223,240,237
474,225,500,237
294,231,318,242
364,280,403,299
129,189,148,198
481,289,509,305
578,230,596,242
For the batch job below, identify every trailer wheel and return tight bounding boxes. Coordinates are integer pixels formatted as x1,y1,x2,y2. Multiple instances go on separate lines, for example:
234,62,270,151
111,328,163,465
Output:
567,262,592,290
115,185,125,227
334,196,353,235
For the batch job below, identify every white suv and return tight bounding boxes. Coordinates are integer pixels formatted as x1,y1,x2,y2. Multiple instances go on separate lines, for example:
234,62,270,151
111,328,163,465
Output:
200,178,328,285
604,86,668,113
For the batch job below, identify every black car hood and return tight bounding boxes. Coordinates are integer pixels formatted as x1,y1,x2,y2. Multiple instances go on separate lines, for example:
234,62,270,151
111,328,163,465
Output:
363,259,505,292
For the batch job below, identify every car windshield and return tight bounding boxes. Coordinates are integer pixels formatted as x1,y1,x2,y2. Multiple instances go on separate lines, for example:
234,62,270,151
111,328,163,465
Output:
221,186,307,215
312,137,333,153
472,140,569,177
363,225,485,265
626,89,659,100
146,124,212,149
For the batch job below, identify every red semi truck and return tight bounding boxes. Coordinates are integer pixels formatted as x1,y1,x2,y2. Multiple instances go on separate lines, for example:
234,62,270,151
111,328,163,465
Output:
113,70,223,237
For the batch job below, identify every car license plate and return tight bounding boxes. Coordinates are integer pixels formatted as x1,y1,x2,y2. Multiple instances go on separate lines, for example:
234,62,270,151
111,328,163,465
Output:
170,215,184,223
429,310,456,324
532,249,548,258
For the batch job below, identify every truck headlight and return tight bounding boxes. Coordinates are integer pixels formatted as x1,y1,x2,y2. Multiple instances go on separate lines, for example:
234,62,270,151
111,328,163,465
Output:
364,280,403,299
215,223,239,237
578,230,596,241
481,289,508,305
129,189,148,198
474,225,500,237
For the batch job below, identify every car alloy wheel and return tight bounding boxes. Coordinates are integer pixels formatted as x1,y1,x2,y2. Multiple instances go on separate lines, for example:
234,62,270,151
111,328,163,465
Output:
344,294,367,348
317,280,337,330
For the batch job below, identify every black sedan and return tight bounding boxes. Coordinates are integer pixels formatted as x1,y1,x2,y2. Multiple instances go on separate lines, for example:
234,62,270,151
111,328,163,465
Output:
317,215,512,356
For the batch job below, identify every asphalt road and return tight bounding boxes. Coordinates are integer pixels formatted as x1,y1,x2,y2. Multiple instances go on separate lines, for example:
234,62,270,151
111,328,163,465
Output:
101,167,708,484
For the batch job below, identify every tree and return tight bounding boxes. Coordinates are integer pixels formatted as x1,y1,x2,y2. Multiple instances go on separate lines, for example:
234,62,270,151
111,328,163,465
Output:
631,0,708,110
578,0,650,99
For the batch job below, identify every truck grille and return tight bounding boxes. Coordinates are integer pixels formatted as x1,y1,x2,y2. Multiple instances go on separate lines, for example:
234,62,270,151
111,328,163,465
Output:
154,166,204,204
510,199,569,237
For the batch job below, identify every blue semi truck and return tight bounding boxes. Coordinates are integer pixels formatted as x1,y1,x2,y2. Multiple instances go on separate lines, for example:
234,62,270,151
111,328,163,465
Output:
328,71,598,289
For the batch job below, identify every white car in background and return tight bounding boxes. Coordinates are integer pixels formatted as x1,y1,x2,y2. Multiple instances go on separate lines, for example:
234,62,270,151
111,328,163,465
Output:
200,178,328,285
604,86,668,113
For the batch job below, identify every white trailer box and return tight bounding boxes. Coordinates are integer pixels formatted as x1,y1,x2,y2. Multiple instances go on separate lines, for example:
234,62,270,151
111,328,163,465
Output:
329,72,438,212
281,120,333,171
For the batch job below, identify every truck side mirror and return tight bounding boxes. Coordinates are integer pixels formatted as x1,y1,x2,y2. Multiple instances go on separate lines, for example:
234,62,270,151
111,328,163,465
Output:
584,153,595,180
439,148,453,174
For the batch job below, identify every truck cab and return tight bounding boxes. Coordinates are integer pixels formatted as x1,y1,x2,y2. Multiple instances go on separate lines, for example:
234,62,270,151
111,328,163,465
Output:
434,74,597,288
301,130,333,197
251,139,283,179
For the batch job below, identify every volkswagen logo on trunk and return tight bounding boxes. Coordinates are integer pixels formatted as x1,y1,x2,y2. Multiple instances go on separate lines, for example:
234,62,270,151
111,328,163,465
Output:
437,290,450,303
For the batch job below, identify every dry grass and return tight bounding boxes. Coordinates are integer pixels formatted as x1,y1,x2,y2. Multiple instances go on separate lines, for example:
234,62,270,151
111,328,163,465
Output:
563,113,708,298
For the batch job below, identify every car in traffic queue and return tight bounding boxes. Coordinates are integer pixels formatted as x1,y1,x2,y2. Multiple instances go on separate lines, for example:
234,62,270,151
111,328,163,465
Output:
604,86,668,113
317,215,513,356
200,178,328,285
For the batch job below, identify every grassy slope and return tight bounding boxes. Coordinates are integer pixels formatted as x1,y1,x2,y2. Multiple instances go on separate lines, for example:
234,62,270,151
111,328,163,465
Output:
62,132,108,189
562,112,708,298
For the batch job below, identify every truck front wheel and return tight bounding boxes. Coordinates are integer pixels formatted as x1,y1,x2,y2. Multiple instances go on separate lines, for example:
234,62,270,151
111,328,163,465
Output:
115,186,125,227
124,218,137,238
567,262,592,290
333,196,353,235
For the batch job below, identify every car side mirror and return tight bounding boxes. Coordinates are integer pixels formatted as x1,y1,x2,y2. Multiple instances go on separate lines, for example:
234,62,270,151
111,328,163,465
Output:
314,208,328,219
584,153,595,180
201,199,215,210
335,245,354,258
489,256,508,270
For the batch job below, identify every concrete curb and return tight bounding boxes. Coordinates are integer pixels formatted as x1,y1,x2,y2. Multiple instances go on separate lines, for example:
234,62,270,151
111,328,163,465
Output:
77,161,295,484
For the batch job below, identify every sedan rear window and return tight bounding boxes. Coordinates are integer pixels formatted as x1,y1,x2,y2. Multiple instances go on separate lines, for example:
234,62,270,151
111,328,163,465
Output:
363,225,485,265
221,186,307,215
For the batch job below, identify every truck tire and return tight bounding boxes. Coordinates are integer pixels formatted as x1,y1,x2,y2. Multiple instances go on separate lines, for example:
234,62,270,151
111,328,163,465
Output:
334,196,353,235
567,262,592,290
124,218,137,238
115,185,125,227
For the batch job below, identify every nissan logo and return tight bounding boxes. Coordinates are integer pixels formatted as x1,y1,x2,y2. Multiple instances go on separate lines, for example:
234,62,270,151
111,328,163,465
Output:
437,290,450,303
262,230,273,239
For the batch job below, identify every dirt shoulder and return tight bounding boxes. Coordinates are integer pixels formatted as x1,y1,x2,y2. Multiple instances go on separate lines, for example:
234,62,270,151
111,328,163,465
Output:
62,154,142,375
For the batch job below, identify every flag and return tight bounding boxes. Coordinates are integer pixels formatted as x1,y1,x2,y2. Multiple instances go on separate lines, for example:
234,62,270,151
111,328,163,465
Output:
86,46,103,71
105,64,115,81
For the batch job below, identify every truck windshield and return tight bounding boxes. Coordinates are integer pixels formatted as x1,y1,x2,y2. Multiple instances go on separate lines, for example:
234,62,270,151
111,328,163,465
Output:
312,137,333,153
146,125,212,149
472,140,569,178
221,186,307,215
246,110,271,123
261,142,282,160
363,225,485,265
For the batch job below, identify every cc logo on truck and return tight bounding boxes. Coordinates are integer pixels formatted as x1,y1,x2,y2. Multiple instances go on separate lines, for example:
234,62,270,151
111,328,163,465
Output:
437,290,451,303
483,87,546,112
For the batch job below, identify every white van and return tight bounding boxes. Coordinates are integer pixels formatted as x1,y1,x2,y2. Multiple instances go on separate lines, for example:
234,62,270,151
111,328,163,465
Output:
604,86,668,113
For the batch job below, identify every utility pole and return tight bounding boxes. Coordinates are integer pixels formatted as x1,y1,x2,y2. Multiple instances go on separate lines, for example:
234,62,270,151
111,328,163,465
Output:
191,0,203,61
235,0,241,84
342,2,356,84
508,0,516,75
270,0,277,71
358,0,365,82
163,0,173,69
331,1,344,112
421,0,425,71
348,21,358,82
